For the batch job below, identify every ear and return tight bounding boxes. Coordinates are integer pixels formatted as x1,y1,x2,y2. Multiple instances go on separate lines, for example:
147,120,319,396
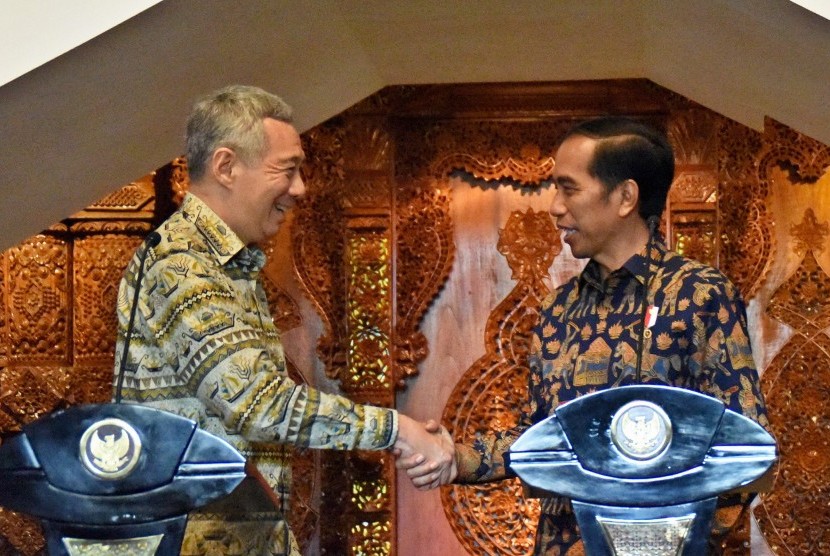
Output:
617,179,640,218
209,147,237,189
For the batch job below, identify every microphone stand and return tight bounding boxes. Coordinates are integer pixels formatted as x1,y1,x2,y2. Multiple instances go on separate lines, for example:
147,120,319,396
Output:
114,232,161,403
634,216,660,384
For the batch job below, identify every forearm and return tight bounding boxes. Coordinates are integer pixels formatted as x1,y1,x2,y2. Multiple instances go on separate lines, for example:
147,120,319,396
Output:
454,431,521,484
199,353,396,451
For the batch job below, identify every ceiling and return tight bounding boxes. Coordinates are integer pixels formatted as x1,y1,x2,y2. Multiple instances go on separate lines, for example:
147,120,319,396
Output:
0,0,828,251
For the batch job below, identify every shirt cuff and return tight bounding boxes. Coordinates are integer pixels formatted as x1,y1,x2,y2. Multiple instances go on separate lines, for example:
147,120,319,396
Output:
358,406,398,450
454,443,484,482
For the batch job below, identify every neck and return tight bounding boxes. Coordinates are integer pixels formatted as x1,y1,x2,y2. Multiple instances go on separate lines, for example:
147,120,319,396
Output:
595,220,651,279
189,184,242,238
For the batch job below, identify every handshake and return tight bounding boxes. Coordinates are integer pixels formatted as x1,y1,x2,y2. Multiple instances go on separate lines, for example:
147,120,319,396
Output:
394,415,458,490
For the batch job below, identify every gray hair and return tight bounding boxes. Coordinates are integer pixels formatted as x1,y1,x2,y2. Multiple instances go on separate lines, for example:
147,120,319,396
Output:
185,85,293,180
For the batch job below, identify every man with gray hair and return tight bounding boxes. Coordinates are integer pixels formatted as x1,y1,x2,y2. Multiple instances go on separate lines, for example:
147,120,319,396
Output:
115,85,453,554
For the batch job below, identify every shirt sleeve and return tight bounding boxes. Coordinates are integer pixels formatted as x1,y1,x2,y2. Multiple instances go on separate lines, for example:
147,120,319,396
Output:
691,274,769,429
689,273,770,542
455,331,544,483
138,250,398,452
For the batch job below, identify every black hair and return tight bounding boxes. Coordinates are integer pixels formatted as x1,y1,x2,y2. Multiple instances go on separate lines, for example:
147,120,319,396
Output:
560,117,675,220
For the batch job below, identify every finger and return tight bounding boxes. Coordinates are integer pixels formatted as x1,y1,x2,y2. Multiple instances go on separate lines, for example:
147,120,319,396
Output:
395,453,425,469
423,419,441,433
405,460,439,478
411,470,441,488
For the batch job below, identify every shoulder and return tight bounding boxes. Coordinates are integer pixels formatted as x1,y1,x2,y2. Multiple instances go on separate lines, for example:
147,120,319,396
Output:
147,212,213,269
540,274,579,313
662,251,743,304
141,213,229,297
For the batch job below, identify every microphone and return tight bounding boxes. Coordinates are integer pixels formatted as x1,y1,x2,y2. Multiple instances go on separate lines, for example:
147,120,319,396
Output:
114,232,161,403
634,216,661,384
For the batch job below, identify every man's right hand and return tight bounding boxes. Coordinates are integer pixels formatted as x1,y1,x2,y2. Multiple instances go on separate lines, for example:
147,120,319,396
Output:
394,415,457,490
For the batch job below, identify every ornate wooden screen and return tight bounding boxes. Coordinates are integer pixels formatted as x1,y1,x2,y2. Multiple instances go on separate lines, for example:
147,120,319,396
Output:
749,124,830,554
0,177,158,555
1,80,829,556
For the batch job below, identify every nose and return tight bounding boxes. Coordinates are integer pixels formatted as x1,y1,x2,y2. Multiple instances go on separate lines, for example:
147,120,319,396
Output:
549,188,566,219
290,171,306,199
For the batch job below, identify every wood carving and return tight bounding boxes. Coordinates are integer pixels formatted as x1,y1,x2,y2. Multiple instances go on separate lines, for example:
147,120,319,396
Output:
394,181,454,387
2,80,829,555
667,110,720,266
73,235,144,362
441,208,560,555
6,236,70,365
261,272,303,333
292,113,399,553
755,209,830,554
292,123,349,380
717,118,774,300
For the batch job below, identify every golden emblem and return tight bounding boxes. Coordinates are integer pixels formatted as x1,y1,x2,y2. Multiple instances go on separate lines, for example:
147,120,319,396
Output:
610,401,672,461
79,418,142,479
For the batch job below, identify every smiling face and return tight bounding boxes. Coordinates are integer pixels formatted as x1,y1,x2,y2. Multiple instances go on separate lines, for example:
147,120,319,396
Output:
228,118,306,245
550,134,633,272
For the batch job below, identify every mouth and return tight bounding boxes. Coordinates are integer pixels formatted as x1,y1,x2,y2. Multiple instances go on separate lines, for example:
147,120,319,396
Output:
558,226,576,240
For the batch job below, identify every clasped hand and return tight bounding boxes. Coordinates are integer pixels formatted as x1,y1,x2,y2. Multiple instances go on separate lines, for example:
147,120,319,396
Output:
394,415,457,490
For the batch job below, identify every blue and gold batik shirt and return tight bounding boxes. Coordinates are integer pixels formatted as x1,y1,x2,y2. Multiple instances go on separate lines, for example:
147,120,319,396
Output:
456,239,768,555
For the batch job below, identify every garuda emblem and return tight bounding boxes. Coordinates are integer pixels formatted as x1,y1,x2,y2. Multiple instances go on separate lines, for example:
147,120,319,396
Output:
79,418,142,479
610,401,672,461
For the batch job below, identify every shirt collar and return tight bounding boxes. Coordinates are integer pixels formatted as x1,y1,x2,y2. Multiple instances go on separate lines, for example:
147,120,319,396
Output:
179,193,267,272
579,238,667,291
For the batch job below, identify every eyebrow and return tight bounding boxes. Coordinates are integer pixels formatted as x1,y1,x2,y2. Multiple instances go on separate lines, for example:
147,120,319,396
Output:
276,155,305,166
553,175,576,187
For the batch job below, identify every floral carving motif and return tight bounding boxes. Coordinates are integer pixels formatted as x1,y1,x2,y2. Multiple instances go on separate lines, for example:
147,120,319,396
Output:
717,117,774,299
293,123,349,380
394,182,454,387
441,208,560,555
73,235,144,361
6,236,70,364
755,209,830,555
758,119,830,185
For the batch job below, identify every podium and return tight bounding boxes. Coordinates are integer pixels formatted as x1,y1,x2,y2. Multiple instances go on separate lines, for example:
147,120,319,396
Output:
508,385,776,556
0,403,246,555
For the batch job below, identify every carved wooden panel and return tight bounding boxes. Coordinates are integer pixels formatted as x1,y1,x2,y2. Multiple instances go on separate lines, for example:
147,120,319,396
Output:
73,235,143,363
0,509,43,556
2,80,829,556
293,113,399,554
717,118,774,300
441,208,559,555
345,229,392,394
0,171,160,554
750,118,830,555
393,182,454,385
667,109,720,267
6,235,70,365
755,211,830,554
293,123,350,380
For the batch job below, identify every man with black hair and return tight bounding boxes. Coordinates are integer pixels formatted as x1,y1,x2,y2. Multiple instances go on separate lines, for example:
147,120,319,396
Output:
402,117,768,554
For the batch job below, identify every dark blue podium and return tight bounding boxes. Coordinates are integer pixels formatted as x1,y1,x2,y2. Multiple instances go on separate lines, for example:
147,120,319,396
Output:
0,403,246,555
508,385,776,555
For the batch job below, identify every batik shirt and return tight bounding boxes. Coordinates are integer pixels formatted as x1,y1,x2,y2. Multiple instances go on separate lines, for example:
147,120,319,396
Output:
115,193,397,554
455,240,768,555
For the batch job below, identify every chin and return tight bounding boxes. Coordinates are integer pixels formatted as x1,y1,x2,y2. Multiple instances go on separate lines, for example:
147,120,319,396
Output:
564,241,583,257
